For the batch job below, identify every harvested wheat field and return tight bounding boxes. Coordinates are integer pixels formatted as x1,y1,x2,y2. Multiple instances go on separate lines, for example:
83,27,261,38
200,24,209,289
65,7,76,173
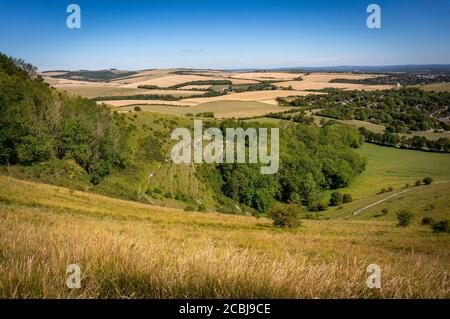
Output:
117,100,294,118
121,74,258,89
182,90,320,105
0,175,448,298
228,72,304,81
276,80,393,91
301,73,382,82
99,100,197,107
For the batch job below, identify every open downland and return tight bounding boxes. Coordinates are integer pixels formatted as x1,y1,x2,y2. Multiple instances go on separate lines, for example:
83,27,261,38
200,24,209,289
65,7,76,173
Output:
339,143,450,199
0,175,448,298
327,182,450,221
118,100,294,119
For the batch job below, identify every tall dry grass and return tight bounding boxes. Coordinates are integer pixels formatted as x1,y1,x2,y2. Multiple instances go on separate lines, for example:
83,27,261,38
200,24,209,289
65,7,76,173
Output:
0,176,449,298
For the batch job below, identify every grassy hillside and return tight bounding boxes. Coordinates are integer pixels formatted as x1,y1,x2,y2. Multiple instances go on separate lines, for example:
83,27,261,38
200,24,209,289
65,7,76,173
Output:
0,175,448,298
326,182,450,220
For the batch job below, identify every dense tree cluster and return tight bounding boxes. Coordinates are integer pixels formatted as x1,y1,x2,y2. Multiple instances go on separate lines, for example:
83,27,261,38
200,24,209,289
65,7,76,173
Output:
0,53,130,184
168,80,232,89
359,127,450,152
280,88,450,132
275,88,450,152
329,73,450,85
208,120,365,213
228,81,277,93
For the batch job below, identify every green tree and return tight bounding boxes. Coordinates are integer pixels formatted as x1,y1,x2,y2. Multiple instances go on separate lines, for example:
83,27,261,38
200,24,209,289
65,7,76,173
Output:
396,210,413,227
269,203,302,228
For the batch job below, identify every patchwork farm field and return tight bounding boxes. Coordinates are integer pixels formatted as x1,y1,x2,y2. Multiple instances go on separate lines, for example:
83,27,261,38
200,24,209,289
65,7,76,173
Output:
43,69,393,112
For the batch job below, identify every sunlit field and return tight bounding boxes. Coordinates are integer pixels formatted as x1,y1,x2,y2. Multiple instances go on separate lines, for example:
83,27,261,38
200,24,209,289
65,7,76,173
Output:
0,175,448,298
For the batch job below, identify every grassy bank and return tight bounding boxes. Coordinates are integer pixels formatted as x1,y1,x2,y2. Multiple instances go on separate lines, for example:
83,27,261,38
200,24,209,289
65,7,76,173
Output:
0,175,448,298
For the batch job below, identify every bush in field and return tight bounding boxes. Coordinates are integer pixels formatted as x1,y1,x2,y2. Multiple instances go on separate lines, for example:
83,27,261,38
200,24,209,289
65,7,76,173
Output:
431,219,449,233
184,205,196,212
421,217,435,225
396,210,413,227
423,177,433,185
134,106,142,112
374,208,389,217
343,193,353,203
308,202,328,212
415,180,422,186
329,191,343,206
269,203,302,228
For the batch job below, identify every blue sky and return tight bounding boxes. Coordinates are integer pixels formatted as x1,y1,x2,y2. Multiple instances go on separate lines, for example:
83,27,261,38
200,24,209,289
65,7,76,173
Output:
0,0,449,70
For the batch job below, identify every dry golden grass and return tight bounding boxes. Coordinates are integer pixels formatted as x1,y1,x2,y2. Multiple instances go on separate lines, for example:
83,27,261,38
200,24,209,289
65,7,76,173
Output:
228,72,304,81
43,77,119,87
301,73,382,82
111,69,177,85
0,175,449,298
55,86,203,99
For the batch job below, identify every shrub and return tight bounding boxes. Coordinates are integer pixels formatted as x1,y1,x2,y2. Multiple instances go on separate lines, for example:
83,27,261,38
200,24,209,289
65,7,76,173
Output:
309,202,328,212
343,194,353,203
421,217,435,225
198,204,207,212
431,220,449,233
415,180,422,186
396,210,413,227
388,186,394,192
302,212,318,220
329,191,343,206
423,177,433,185
134,106,142,112
184,205,196,212
374,208,389,218
269,203,302,228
